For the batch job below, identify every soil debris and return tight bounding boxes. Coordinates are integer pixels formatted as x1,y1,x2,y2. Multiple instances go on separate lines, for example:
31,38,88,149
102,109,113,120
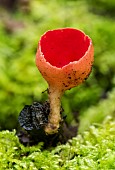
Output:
18,101,78,148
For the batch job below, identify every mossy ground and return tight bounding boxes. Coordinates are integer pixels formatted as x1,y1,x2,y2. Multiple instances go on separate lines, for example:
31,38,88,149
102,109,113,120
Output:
0,116,115,169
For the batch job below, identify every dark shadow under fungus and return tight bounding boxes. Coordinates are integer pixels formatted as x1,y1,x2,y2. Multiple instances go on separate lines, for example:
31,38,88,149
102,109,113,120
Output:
18,101,78,148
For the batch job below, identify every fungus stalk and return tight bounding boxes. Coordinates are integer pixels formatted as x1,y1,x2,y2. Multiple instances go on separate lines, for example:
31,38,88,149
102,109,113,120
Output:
36,28,94,135
45,85,63,134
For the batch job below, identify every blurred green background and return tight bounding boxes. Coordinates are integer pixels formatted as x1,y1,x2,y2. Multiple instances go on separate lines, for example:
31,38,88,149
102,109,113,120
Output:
0,0,115,132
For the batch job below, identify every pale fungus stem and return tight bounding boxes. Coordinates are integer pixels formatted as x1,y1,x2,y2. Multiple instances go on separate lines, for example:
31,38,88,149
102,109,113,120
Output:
44,85,63,134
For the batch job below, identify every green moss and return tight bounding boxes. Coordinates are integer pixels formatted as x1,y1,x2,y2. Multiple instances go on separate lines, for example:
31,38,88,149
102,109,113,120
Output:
79,88,115,132
0,117,115,169
87,0,115,16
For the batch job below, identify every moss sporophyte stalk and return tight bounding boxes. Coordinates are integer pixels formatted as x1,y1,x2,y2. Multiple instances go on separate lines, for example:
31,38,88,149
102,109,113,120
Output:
36,28,94,134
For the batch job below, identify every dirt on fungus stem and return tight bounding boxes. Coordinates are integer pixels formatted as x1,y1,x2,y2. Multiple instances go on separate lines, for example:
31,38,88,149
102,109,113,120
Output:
44,85,63,134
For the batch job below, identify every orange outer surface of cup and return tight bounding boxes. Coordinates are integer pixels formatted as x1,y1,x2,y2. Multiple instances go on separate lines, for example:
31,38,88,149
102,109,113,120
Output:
36,29,94,93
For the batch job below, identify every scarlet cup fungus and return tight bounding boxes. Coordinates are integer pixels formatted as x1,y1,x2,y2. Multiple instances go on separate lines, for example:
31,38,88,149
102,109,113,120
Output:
36,28,94,134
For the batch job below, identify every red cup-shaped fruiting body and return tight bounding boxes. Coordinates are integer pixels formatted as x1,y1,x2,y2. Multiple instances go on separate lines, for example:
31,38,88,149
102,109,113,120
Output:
36,28,94,134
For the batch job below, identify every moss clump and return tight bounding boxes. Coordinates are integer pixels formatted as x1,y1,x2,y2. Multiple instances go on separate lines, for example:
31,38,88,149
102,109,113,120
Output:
79,88,115,132
0,117,115,169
